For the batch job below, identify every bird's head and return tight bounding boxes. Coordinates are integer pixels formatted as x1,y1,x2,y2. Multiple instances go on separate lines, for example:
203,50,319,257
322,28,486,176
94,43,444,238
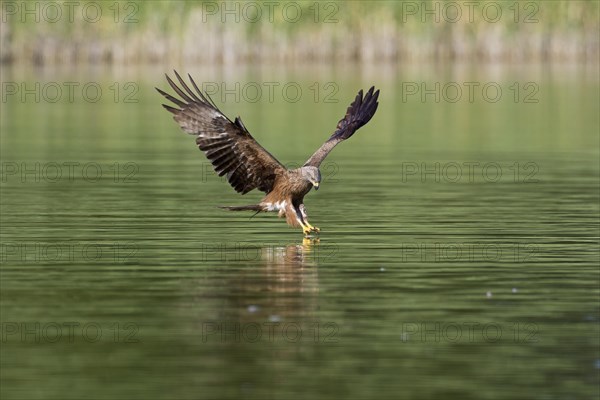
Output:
300,166,321,190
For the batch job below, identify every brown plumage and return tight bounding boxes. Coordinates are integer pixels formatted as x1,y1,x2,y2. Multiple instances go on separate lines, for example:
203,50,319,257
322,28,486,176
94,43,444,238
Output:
156,71,380,236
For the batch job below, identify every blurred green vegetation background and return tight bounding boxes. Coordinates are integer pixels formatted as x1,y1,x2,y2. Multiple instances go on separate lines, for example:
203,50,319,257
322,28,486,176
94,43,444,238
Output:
1,0,598,65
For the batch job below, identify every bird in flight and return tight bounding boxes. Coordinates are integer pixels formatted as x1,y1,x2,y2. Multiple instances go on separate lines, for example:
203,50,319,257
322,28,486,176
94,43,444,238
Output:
157,71,379,236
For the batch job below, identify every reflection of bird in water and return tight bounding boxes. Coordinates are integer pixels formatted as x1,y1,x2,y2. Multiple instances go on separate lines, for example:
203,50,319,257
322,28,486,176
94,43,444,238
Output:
194,240,329,384
261,239,320,311
221,239,324,322
157,71,379,236
264,238,320,276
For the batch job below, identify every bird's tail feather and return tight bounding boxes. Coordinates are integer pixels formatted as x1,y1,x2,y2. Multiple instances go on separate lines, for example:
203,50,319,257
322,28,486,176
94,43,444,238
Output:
219,205,263,212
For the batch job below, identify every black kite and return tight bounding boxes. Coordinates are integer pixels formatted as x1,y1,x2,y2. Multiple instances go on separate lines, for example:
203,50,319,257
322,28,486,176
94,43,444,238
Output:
157,72,379,236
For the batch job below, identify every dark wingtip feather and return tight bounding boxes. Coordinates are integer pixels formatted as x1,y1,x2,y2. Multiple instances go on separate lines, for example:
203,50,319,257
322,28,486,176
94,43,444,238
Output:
158,72,228,118
330,86,380,141
188,73,212,107
162,104,180,114
155,86,167,96
156,86,187,108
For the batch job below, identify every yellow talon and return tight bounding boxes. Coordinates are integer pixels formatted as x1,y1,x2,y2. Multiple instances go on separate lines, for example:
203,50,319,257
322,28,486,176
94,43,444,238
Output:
302,224,320,237
304,222,320,232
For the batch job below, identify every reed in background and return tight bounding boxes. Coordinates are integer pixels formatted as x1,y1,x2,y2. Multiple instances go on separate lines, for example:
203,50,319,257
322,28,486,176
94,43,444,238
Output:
1,0,598,65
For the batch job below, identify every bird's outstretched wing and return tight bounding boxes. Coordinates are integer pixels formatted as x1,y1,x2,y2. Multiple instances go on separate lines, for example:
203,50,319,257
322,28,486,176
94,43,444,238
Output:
157,71,286,194
303,86,379,168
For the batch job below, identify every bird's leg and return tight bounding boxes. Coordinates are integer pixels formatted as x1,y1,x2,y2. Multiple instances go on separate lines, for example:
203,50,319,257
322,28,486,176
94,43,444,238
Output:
294,205,318,236
299,204,320,233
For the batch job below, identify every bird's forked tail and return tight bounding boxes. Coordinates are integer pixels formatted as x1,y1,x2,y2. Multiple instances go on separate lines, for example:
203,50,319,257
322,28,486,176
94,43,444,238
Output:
219,205,263,212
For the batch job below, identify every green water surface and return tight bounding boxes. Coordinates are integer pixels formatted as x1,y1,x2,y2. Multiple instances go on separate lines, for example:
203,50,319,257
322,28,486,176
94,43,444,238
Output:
1,63,598,400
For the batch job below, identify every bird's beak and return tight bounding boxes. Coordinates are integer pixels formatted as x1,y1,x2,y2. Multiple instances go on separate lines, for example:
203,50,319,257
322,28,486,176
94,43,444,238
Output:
313,182,320,191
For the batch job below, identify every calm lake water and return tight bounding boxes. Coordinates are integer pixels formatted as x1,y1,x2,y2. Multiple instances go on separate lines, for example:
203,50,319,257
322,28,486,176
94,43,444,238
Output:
1,63,599,400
